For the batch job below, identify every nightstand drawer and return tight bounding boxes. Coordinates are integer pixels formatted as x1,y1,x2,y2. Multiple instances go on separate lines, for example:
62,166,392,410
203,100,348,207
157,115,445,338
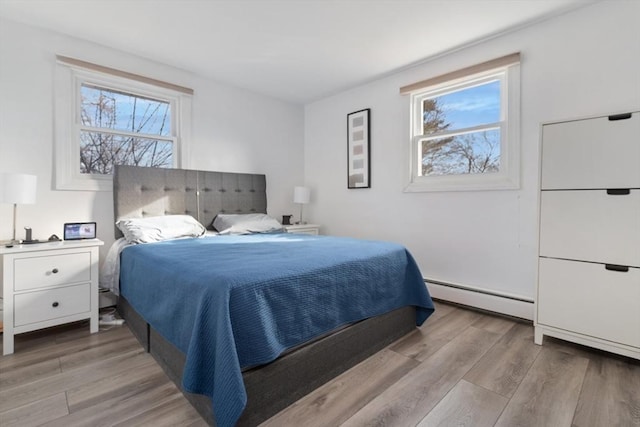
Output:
14,283,91,327
14,252,91,291
289,229,318,235
285,224,320,235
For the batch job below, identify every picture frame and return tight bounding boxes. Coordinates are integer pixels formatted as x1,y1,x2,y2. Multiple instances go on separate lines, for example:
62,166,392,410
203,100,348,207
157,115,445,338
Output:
347,108,371,189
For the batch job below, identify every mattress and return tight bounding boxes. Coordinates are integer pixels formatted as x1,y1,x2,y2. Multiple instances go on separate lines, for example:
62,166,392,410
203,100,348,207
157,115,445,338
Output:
119,233,434,427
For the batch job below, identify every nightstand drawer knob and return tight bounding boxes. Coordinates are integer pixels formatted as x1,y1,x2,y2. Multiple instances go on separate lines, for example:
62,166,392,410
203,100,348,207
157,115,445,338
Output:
52,301,59,308
52,268,59,274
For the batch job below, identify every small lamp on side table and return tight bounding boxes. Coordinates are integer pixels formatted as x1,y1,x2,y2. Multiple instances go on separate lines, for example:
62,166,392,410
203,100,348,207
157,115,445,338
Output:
293,186,310,225
0,173,37,245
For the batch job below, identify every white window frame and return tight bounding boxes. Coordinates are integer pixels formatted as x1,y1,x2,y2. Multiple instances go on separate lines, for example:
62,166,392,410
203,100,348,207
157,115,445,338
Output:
404,62,520,192
54,61,192,191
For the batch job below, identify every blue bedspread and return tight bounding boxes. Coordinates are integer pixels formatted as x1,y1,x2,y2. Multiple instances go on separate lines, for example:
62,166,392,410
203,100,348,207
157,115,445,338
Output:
120,233,434,427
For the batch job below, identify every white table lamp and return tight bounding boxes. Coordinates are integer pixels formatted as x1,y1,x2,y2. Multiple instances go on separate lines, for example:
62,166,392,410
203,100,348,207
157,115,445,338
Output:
293,186,310,224
0,173,37,244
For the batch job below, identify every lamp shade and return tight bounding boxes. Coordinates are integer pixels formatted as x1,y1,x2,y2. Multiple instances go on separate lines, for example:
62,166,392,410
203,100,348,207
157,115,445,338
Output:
293,186,310,204
0,173,37,204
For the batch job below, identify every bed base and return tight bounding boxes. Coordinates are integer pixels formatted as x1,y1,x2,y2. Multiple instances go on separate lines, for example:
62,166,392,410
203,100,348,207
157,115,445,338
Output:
118,297,416,426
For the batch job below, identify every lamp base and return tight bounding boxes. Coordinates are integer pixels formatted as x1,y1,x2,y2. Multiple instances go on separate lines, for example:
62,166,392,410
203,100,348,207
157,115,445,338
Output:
1,239,19,248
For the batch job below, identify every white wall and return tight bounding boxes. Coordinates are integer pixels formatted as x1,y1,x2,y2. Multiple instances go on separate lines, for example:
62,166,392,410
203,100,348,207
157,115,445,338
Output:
0,18,304,258
304,1,640,308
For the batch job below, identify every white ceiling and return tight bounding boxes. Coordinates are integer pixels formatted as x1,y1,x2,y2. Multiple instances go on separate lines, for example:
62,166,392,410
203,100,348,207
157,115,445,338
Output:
0,0,593,105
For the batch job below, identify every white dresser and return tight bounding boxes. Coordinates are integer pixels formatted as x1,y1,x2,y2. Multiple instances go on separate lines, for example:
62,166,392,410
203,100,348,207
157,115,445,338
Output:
1,239,103,355
535,111,640,359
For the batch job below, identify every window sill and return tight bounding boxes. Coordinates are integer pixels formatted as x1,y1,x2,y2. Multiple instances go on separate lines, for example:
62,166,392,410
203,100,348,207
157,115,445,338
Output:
404,172,519,192
55,171,113,192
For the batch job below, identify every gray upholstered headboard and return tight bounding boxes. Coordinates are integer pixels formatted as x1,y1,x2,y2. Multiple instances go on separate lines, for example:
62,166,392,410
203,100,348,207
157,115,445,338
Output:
113,165,267,238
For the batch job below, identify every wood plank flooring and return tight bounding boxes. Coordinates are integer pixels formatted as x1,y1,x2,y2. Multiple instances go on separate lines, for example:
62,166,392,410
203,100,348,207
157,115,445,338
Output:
1,301,638,426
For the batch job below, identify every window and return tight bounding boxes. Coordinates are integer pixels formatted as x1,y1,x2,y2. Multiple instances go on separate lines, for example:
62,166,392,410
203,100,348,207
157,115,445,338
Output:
80,85,173,174
402,54,520,192
55,56,192,191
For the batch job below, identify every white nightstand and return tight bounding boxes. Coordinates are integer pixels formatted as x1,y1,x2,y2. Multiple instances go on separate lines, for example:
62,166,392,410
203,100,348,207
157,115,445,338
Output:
1,239,104,355
285,224,321,235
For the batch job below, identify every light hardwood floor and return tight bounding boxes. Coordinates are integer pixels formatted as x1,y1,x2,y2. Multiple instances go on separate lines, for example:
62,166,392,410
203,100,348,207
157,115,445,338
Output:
1,301,638,426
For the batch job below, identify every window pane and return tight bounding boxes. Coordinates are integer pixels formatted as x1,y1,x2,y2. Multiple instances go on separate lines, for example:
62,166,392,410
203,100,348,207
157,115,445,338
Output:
81,85,171,136
423,80,500,133
80,131,173,174
421,128,500,176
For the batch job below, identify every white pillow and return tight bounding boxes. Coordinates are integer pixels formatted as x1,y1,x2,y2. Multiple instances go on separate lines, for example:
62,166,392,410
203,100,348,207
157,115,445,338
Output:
213,213,283,235
116,215,206,243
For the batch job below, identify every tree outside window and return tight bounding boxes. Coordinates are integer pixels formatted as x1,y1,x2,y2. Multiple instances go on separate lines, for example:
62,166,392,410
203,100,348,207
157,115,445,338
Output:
55,59,191,191
420,79,501,177
79,85,174,175
404,55,520,192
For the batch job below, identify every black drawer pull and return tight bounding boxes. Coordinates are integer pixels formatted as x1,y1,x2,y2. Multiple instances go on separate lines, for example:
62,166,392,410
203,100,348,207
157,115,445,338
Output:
608,113,632,121
52,268,59,274
605,264,629,272
52,301,60,308
606,188,630,195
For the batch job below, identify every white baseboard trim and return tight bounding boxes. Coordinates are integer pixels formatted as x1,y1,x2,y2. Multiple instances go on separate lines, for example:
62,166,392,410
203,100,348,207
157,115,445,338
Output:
426,280,534,321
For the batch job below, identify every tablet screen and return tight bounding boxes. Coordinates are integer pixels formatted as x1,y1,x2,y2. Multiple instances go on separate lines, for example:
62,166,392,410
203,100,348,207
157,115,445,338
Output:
64,222,96,240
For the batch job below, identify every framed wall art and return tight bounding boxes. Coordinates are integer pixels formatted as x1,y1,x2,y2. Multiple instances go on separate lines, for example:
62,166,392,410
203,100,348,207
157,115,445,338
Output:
347,108,370,189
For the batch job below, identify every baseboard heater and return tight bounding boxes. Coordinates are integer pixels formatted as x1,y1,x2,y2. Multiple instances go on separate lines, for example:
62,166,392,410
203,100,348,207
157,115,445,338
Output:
425,278,534,321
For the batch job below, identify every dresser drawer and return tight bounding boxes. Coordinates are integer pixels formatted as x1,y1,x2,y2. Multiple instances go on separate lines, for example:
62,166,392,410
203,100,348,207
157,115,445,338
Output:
538,257,640,348
539,189,640,267
541,112,640,189
14,283,91,327
14,251,91,291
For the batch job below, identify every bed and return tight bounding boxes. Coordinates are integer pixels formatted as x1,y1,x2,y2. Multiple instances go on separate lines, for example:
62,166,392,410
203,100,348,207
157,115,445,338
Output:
111,165,434,426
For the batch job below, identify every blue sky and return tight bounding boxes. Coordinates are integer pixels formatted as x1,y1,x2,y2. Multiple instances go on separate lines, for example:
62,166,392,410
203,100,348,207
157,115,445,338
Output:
81,85,171,136
431,80,500,130
421,79,502,174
